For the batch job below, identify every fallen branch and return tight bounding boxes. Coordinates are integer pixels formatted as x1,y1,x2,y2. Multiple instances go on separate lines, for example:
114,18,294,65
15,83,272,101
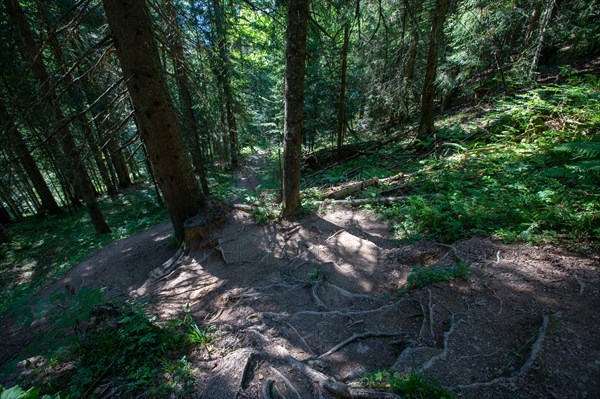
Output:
318,332,405,359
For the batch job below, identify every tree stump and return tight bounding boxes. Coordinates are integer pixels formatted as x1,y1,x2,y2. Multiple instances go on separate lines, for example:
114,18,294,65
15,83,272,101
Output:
183,206,227,247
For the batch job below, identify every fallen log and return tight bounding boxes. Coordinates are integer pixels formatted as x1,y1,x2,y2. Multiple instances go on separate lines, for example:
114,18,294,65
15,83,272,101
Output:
322,171,416,200
315,196,411,207
325,177,380,199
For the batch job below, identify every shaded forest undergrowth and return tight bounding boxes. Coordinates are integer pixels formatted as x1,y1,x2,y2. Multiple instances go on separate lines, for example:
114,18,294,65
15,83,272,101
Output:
1,79,599,398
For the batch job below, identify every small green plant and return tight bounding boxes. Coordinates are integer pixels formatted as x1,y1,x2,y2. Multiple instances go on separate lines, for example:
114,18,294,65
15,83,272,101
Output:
0,385,57,399
69,305,188,397
6,300,209,398
361,370,455,399
407,261,470,288
182,304,215,348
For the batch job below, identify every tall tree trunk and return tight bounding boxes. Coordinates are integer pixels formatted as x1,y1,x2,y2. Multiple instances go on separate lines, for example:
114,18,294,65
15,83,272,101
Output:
212,0,239,168
404,36,418,116
84,123,115,194
417,0,449,140
168,0,210,196
102,0,205,242
336,23,350,161
0,205,11,224
282,0,309,218
14,162,42,213
4,0,111,233
105,138,132,188
0,183,22,219
0,98,62,214
529,0,555,79
0,222,10,244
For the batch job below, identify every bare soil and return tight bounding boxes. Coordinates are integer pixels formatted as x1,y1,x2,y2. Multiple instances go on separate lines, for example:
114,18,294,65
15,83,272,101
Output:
1,155,599,398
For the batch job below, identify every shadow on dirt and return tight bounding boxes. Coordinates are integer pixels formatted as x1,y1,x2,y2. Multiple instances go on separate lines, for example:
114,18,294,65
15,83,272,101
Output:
1,208,598,398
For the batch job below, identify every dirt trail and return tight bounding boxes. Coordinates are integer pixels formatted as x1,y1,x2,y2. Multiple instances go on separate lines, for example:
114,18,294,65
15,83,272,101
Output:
1,153,599,398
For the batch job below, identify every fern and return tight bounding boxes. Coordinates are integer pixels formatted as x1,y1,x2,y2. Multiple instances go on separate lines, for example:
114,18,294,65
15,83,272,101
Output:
546,141,600,181
551,142,600,159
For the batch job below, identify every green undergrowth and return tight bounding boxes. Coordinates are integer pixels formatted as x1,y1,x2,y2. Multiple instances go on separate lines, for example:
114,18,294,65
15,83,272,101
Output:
307,78,600,244
0,185,169,313
360,370,455,399
407,261,470,289
2,290,212,398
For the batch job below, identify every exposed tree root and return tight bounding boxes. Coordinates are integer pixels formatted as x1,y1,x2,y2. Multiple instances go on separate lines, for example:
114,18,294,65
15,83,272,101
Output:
151,244,188,281
269,365,302,399
421,314,465,371
428,289,436,344
262,379,275,399
484,283,503,315
318,332,406,359
455,315,549,389
418,294,428,342
215,238,236,265
326,229,347,242
248,299,405,320
284,320,316,356
266,344,403,399
434,242,468,265
325,282,380,301
311,278,328,309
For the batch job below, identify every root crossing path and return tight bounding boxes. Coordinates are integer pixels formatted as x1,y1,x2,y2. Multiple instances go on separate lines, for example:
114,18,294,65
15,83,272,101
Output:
135,210,599,399
1,152,599,398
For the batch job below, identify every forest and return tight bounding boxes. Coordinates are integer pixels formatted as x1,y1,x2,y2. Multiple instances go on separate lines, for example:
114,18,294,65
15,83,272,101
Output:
0,0,599,397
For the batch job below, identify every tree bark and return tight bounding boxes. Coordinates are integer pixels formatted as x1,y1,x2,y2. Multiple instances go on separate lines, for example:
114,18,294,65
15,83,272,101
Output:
4,0,111,233
281,0,309,218
417,0,449,140
0,222,10,244
0,205,11,225
404,36,418,116
105,137,132,188
529,0,555,79
212,0,239,168
0,182,22,219
102,0,205,242
168,0,210,196
14,161,42,213
336,23,350,162
0,98,62,214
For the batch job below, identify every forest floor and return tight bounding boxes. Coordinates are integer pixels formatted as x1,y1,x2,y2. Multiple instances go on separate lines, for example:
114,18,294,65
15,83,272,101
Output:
1,152,599,399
